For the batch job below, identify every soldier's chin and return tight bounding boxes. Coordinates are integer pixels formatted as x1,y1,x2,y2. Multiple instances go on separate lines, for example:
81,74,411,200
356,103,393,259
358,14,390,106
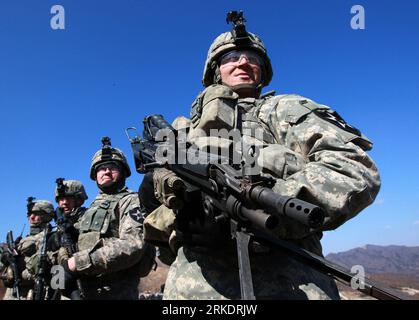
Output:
230,83,259,98
98,180,115,188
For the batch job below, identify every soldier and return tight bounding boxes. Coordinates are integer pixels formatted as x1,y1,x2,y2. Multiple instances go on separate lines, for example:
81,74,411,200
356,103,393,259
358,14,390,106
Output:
25,179,89,299
143,11,381,300
61,137,155,300
1,198,54,300
54,179,88,225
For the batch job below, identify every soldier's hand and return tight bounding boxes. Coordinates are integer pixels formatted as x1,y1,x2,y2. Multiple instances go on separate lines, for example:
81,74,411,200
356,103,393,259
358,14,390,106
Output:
153,168,185,210
57,247,70,265
14,236,22,246
66,257,76,272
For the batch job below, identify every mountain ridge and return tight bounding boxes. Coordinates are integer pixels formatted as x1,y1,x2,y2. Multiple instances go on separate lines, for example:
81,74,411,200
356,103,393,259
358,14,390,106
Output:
326,244,419,276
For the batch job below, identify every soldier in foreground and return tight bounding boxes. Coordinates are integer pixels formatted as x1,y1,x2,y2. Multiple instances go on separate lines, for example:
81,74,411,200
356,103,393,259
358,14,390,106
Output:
142,11,381,300
0,198,54,300
61,137,155,299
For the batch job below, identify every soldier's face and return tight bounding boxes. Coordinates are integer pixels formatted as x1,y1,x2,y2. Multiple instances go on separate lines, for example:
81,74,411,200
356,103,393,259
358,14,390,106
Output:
28,213,42,225
57,196,79,214
219,51,262,88
96,163,121,187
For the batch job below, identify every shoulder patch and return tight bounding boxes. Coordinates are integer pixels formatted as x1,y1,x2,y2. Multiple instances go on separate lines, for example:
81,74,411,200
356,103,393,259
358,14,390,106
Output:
129,207,144,224
313,109,361,137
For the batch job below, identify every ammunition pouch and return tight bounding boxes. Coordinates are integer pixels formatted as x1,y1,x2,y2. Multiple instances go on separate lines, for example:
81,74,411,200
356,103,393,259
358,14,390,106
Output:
189,84,239,134
79,191,131,248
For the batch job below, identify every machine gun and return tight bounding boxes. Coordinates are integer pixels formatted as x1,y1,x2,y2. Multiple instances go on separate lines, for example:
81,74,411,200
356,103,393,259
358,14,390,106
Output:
0,231,22,299
126,114,408,300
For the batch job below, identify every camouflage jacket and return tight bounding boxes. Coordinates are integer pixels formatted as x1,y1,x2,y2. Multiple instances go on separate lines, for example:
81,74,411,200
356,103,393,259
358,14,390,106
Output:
153,85,381,299
1,227,48,299
146,85,380,249
26,208,86,275
187,84,381,240
73,187,153,278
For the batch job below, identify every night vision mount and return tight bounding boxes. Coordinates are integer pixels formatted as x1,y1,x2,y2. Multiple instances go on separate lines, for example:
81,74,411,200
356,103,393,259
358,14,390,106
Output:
26,196,36,216
226,10,249,45
55,177,66,198
101,136,113,160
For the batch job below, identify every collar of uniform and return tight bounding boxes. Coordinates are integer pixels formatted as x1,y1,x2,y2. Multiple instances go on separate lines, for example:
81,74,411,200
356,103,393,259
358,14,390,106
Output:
98,186,128,195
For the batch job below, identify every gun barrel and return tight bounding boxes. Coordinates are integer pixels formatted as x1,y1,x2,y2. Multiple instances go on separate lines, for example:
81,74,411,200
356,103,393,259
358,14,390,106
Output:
147,114,174,131
240,206,278,230
6,231,14,250
250,186,325,229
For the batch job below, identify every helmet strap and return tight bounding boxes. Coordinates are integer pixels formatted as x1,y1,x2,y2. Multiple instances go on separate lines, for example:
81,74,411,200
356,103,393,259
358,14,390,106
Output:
211,61,222,85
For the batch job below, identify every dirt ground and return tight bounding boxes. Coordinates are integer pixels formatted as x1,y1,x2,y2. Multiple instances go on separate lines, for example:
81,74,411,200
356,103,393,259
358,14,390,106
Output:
0,281,5,300
138,258,169,295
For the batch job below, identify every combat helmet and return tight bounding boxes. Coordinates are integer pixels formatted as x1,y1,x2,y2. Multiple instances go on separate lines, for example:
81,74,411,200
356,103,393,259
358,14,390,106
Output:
26,197,55,222
202,11,273,88
54,178,88,202
89,136,131,180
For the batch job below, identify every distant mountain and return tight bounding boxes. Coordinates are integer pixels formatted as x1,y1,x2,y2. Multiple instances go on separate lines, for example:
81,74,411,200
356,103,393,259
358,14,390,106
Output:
326,244,419,276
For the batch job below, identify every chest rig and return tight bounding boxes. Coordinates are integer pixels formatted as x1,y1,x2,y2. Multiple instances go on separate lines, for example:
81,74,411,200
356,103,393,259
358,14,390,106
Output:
190,88,277,145
237,96,277,145
79,190,131,237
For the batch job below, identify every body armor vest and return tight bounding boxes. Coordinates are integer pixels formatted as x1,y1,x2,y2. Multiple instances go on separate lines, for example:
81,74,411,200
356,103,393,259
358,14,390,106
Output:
78,190,133,251
67,207,86,226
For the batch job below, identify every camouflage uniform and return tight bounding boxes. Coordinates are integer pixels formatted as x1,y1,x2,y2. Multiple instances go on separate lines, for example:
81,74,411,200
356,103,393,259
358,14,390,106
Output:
68,138,155,300
52,179,88,263
2,200,54,300
25,179,88,300
145,14,381,300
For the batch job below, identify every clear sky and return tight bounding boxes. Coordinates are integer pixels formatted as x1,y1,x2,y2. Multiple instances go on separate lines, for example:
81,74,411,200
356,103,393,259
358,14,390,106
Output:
0,0,418,254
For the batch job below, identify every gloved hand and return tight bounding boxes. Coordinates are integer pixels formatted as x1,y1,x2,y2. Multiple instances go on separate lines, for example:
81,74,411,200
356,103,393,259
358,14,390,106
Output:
152,168,185,211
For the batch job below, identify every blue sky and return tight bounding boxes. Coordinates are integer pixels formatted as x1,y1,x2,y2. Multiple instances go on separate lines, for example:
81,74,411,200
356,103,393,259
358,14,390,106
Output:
0,0,418,254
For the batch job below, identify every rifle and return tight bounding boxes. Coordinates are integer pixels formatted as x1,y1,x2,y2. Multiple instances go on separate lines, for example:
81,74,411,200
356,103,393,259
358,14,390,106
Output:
126,114,408,300
33,224,52,300
0,231,22,299
55,204,85,300
14,224,25,246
